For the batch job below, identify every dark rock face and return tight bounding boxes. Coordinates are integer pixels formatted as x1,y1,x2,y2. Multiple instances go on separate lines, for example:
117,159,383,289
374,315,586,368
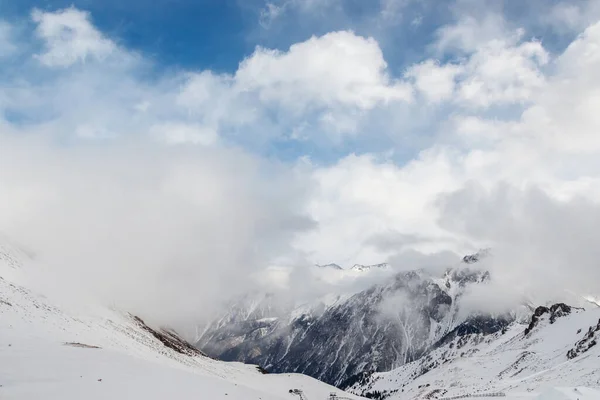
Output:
567,318,600,359
524,303,573,335
436,315,513,348
461,249,491,264
133,315,205,357
197,262,510,388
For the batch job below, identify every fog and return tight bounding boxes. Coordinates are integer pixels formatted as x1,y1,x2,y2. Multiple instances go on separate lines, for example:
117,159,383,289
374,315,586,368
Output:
438,184,600,313
0,135,313,328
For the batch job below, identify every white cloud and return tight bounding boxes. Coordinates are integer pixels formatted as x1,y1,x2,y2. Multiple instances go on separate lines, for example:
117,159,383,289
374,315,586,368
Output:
235,31,412,112
543,1,600,34
3,4,600,323
289,19,600,309
32,7,117,67
0,136,312,326
434,14,509,53
258,0,337,27
455,38,548,108
294,151,462,265
259,3,286,28
406,60,463,103
150,122,218,146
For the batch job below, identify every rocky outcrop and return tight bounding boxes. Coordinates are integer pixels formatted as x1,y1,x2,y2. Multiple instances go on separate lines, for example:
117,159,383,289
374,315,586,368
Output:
524,303,573,335
567,318,600,359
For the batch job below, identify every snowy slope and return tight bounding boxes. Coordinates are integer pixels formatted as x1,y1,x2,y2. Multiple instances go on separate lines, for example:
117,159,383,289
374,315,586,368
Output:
349,303,600,400
0,242,364,400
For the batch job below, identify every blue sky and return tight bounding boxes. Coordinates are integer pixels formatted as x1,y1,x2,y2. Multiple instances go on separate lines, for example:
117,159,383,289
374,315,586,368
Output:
1,0,252,72
2,0,600,304
1,0,581,75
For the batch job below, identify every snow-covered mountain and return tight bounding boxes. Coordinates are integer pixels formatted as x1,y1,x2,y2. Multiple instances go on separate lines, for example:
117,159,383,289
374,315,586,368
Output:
4,236,599,399
196,253,512,388
348,302,600,399
197,251,600,398
350,263,390,272
0,240,363,400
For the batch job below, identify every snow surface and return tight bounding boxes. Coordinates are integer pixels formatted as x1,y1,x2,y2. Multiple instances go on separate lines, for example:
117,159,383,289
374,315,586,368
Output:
0,243,364,400
535,387,600,400
351,305,600,399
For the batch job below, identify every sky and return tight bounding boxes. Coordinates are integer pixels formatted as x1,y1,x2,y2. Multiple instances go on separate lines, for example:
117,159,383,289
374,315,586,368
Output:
2,0,600,323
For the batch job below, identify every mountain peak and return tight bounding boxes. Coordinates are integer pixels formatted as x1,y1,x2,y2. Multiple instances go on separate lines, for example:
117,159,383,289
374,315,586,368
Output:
350,263,390,272
461,248,491,264
316,263,343,270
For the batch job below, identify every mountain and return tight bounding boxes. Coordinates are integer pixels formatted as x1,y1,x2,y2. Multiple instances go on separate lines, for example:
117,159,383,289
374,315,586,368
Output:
350,263,390,272
0,240,363,400
3,237,598,399
348,301,600,400
196,252,511,388
316,263,344,270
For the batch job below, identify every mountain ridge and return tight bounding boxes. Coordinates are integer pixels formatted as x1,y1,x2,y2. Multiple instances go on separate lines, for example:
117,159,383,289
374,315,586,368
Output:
196,252,510,387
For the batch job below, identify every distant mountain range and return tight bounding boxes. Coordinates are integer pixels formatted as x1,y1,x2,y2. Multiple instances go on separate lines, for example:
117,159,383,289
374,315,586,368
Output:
196,251,512,387
196,250,600,398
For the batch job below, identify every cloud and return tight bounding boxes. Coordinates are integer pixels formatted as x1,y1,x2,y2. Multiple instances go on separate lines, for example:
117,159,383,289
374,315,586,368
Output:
0,7,318,328
455,37,548,108
3,3,600,328
150,122,219,146
293,151,463,265
406,60,463,103
434,13,509,53
290,18,600,308
439,184,600,307
0,136,313,328
542,1,600,34
0,20,16,57
236,31,412,111
32,7,118,67
259,3,286,28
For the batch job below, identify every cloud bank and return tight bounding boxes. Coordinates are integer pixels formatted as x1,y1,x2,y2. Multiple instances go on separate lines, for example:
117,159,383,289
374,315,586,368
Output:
1,3,600,326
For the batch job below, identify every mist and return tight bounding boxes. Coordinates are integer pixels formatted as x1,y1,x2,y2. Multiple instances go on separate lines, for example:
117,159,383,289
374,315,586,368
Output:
0,135,313,328
439,183,600,312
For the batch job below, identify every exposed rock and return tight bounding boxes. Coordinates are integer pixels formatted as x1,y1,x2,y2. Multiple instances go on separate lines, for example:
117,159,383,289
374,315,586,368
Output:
133,316,204,357
567,318,600,359
525,303,573,335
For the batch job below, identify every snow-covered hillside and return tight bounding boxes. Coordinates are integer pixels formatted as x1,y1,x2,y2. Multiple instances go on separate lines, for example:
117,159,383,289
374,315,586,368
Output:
0,242,364,400
349,303,600,399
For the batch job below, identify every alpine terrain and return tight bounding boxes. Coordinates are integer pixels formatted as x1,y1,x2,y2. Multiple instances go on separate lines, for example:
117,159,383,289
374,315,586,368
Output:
196,251,600,399
0,239,364,400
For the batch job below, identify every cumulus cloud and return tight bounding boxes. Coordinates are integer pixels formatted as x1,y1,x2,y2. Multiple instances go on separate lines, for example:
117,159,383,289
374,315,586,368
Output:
291,17,600,307
236,31,412,111
32,7,118,67
406,60,463,103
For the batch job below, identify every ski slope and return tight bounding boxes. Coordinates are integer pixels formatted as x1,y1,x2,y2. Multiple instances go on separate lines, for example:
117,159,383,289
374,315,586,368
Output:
0,243,364,400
